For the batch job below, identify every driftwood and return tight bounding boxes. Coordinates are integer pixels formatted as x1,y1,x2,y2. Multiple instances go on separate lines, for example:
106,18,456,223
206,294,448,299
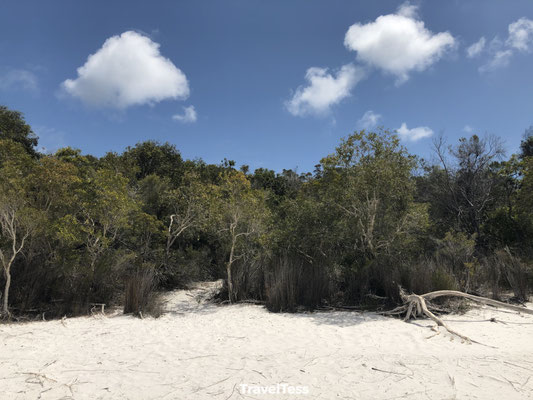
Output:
90,303,106,316
384,289,533,344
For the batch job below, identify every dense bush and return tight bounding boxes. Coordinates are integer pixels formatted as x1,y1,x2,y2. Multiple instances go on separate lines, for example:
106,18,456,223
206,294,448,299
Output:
1,105,532,320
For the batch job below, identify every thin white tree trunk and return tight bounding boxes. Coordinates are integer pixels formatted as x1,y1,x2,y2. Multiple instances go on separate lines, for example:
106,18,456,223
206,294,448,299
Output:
2,267,11,316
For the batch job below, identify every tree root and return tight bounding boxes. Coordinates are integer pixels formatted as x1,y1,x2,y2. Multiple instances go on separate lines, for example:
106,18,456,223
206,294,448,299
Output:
383,288,532,345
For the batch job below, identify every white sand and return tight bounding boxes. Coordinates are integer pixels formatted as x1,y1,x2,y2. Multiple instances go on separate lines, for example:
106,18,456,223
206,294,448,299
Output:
1,282,533,400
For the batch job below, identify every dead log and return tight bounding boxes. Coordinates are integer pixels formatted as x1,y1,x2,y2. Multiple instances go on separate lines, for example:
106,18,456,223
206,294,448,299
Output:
420,290,533,315
383,288,532,344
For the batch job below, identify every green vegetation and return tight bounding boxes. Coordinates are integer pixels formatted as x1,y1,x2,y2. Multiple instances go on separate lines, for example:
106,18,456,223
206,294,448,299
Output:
1,106,532,319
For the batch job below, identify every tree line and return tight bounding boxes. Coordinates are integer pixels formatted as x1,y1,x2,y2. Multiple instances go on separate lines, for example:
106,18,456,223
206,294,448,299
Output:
1,105,532,319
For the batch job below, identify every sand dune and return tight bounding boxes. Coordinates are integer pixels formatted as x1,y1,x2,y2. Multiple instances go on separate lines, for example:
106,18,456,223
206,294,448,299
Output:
1,282,532,399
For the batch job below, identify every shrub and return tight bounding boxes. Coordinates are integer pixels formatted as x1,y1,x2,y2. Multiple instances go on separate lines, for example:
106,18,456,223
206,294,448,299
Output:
124,268,162,317
265,254,329,312
491,249,530,302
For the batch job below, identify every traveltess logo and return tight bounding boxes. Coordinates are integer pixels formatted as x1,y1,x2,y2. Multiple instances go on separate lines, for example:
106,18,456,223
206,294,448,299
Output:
239,383,309,395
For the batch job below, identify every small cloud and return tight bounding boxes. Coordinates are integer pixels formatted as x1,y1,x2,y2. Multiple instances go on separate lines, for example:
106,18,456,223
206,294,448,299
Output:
507,17,533,51
479,49,513,73
477,17,533,72
466,37,486,58
286,64,365,117
358,110,382,129
396,122,433,141
0,68,38,92
61,31,189,109
344,2,455,84
463,125,474,133
172,105,197,123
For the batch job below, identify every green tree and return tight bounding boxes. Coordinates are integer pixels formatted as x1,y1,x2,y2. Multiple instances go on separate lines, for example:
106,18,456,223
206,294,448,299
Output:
56,168,138,300
320,130,418,261
0,106,38,157
0,141,41,316
121,141,184,185
520,126,533,159
162,172,212,265
213,171,269,302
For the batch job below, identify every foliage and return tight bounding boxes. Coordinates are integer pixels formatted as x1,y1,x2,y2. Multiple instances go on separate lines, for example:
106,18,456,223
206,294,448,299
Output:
1,104,533,319
212,170,270,302
0,106,38,157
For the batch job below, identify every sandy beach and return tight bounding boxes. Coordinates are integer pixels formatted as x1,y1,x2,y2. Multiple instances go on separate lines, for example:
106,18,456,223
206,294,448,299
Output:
1,283,532,399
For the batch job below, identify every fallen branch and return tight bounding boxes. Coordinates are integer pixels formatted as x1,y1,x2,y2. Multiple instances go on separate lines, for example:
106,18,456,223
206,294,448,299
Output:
404,293,475,343
420,290,533,315
385,288,532,344
90,303,106,315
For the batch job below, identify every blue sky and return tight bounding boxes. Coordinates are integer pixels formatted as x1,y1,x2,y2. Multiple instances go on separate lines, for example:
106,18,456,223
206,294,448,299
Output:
1,0,532,172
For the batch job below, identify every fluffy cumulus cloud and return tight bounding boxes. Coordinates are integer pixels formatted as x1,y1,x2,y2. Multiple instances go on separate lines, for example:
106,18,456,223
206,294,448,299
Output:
286,64,365,116
172,105,197,123
344,3,455,83
0,68,38,92
62,31,189,108
466,37,486,58
358,110,382,129
396,122,433,141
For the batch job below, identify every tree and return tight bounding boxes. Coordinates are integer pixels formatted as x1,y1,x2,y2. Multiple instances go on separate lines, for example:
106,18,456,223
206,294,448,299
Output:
0,141,41,317
162,172,211,265
516,156,533,244
433,134,505,240
0,106,38,157
121,141,184,185
56,168,138,300
520,126,533,159
214,171,269,302
320,130,418,261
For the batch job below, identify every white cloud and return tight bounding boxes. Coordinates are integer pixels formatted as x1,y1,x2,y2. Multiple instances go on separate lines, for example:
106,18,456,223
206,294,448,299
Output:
172,105,197,123
286,64,365,116
344,2,455,83
477,18,533,72
0,68,38,92
479,49,513,72
507,17,533,51
463,125,474,133
466,37,486,58
396,122,433,141
62,31,189,108
396,2,418,18
358,110,382,129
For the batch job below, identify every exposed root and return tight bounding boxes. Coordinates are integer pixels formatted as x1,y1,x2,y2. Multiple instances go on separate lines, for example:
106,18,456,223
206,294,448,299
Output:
385,288,532,345
404,293,477,343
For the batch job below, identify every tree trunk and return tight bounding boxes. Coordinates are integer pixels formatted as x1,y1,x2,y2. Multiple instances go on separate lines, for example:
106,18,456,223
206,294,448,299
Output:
164,237,172,268
227,236,236,303
88,257,98,303
226,262,234,303
2,267,11,317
